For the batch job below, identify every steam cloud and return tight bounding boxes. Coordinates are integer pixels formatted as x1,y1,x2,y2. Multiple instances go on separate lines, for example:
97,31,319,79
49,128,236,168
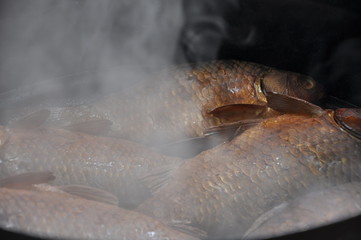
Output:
0,0,237,123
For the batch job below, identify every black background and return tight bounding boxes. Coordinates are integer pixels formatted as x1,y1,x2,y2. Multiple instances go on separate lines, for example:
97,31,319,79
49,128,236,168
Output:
180,0,361,107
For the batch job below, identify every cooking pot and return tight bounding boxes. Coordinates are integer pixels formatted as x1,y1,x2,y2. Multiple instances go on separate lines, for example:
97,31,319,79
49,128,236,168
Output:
0,0,360,239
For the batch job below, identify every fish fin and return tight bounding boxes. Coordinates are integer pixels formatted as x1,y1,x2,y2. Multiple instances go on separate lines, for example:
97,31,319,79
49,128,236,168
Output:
140,164,181,195
9,109,50,129
265,92,324,116
243,202,288,239
63,119,113,135
59,185,119,206
205,119,262,140
155,134,228,158
168,222,207,239
0,171,55,189
204,122,242,136
209,104,267,121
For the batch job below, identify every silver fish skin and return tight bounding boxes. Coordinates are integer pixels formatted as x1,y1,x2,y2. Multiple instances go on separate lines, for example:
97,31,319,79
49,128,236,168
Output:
243,182,361,239
0,125,182,209
137,110,361,239
41,60,323,146
0,187,200,240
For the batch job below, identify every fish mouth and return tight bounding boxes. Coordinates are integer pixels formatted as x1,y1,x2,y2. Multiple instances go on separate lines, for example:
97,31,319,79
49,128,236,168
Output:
334,108,361,140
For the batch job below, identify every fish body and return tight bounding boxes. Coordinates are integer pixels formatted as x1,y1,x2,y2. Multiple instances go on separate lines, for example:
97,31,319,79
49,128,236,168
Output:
243,182,361,239
137,109,361,239
0,187,199,240
0,126,182,209
44,60,323,145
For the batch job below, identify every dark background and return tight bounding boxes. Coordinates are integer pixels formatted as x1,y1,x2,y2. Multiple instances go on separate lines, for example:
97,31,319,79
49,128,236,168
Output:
0,0,361,239
0,0,360,107
180,0,361,107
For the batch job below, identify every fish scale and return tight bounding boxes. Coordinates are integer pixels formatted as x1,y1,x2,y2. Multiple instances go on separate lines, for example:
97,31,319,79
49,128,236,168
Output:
0,126,183,209
40,60,322,146
137,111,361,239
0,187,200,240
244,182,361,239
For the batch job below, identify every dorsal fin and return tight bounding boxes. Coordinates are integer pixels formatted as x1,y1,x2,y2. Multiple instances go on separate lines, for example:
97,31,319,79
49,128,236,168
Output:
59,185,119,206
168,222,207,240
0,171,55,189
9,109,50,129
63,119,113,136
265,92,324,116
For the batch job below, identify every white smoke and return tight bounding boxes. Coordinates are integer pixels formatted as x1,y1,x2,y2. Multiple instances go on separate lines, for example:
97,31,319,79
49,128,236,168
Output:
0,0,189,122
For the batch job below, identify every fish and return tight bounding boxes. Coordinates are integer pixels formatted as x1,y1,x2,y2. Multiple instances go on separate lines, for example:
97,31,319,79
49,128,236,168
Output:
136,93,361,239
243,182,361,239
39,60,323,146
0,173,203,240
0,111,183,209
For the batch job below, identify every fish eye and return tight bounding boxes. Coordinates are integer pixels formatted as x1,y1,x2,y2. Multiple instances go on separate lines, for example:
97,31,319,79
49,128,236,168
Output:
303,79,315,89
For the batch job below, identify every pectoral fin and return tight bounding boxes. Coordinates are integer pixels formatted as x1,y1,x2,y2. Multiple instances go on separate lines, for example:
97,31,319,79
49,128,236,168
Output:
140,163,182,195
59,185,119,206
168,222,207,240
157,118,262,158
9,109,50,130
158,119,263,158
64,119,113,136
0,171,55,189
155,134,229,158
243,202,288,239
265,92,324,116
205,119,262,140
209,104,268,121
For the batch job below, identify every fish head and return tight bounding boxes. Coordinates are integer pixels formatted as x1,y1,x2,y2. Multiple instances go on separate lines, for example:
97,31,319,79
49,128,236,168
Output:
334,108,361,139
261,70,324,103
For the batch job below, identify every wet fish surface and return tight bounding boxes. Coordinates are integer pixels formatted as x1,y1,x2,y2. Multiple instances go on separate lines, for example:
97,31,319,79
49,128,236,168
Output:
41,60,323,146
243,182,361,239
0,124,183,209
137,98,361,239
0,186,200,240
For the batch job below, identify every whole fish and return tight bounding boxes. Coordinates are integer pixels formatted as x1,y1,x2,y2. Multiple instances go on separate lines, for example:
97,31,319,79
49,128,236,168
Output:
136,94,361,239
243,182,361,239
0,115,183,209
0,182,201,240
42,60,323,146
